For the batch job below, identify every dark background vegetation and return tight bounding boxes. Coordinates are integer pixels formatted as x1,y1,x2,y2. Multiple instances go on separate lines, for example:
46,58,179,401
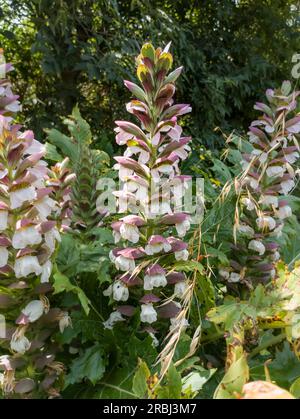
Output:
0,0,299,153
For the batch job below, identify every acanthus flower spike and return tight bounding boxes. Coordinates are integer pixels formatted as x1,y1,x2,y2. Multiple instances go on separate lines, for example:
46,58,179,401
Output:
104,42,192,337
0,50,73,398
219,80,300,289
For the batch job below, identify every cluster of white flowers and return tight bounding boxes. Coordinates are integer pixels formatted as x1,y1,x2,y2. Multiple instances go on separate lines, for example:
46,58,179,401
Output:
219,81,300,288
0,51,72,397
103,43,192,342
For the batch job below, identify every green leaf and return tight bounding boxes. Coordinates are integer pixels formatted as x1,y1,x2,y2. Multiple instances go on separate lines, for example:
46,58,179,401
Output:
206,247,229,265
214,355,249,399
96,365,137,399
182,367,216,396
207,298,256,330
166,364,182,399
269,342,300,388
195,273,215,311
173,260,204,273
132,360,151,399
46,128,78,163
156,364,182,399
164,67,183,85
290,377,300,398
45,142,63,162
53,270,91,315
65,344,107,386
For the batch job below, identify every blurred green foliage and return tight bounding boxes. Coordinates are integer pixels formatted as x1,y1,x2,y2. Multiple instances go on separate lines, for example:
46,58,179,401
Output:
0,0,299,149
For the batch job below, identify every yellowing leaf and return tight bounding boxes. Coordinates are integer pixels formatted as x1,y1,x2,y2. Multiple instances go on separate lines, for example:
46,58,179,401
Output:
141,43,155,62
214,354,249,399
137,64,148,82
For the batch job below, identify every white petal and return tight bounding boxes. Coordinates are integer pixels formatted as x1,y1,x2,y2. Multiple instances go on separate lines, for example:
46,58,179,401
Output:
12,226,42,249
0,247,8,268
140,304,157,324
41,260,52,283
0,210,8,231
10,186,36,209
22,300,44,322
14,256,42,278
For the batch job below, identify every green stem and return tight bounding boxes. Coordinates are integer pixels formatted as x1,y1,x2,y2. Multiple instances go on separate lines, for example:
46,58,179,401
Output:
248,332,286,359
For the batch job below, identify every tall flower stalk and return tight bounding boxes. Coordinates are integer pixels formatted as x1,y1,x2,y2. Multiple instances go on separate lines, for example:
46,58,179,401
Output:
219,81,300,290
0,51,72,397
104,43,192,340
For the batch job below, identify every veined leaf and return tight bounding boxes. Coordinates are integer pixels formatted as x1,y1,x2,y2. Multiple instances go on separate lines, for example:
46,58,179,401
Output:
53,270,91,315
214,354,249,399
65,344,107,386
132,359,151,399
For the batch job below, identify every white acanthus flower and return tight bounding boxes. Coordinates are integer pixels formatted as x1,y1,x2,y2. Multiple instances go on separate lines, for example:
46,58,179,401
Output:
25,139,46,155
148,331,159,347
176,218,191,238
252,149,268,163
237,224,255,237
169,316,189,332
277,205,292,219
174,281,189,297
115,255,135,272
175,249,189,261
112,280,129,302
248,131,259,144
241,197,255,211
35,196,58,220
112,230,121,244
256,216,276,231
114,165,133,181
280,179,295,195
124,146,150,164
44,227,61,253
144,274,167,290
0,168,8,179
59,312,72,333
140,304,157,324
271,251,280,262
219,268,230,280
109,250,117,263
103,311,125,330
103,284,112,297
10,328,30,354
145,242,171,256
12,225,42,249
259,195,278,207
266,166,285,178
10,186,36,209
0,247,8,268
248,240,265,256
22,300,44,323
270,224,283,238
245,177,259,190
150,197,172,216
14,255,42,278
285,151,299,164
0,210,8,231
40,260,52,283
258,152,268,164
228,272,241,283
120,223,140,243
5,100,20,113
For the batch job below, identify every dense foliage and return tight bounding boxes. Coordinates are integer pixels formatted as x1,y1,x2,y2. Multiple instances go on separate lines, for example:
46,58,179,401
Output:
0,0,299,150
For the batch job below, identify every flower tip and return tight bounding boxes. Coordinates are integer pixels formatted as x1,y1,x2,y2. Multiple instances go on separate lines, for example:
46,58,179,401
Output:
163,41,172,53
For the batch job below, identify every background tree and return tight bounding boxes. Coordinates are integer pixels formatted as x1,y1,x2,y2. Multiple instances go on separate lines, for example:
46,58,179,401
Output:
0,0,299,152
